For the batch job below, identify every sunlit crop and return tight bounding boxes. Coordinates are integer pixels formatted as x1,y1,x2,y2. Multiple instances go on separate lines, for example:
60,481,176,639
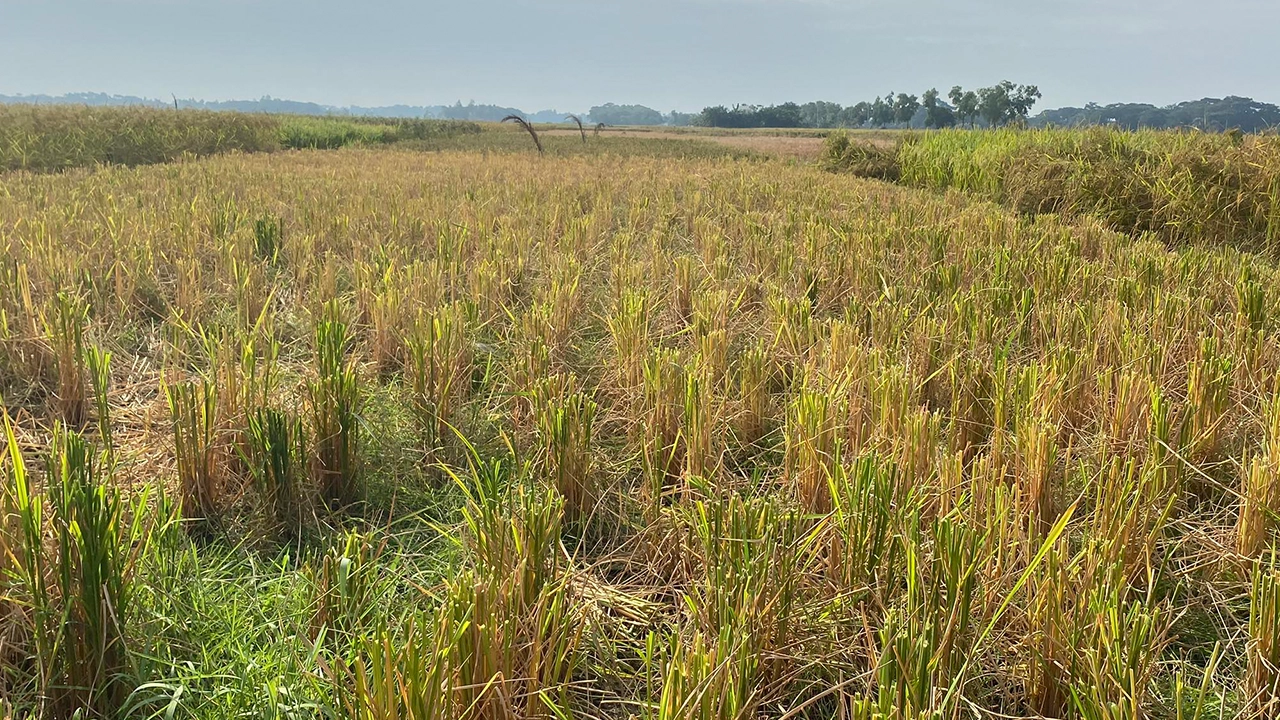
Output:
0,123,1277,718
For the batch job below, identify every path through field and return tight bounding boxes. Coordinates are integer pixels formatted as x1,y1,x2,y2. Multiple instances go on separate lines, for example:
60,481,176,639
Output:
541,128,836,159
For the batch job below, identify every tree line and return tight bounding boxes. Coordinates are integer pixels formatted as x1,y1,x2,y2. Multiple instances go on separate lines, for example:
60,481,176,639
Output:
1032,96,1280,133
696,81,1041,129
7,91,1277,132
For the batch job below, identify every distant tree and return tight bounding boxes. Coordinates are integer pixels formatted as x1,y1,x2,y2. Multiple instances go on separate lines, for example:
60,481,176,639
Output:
922,88,956,129
696,103,804,128
949,86,979,127
667,111,697,126
893,93,920,125
975,81,1041,127
841,102,872,128
441,100,524,122
948,87,963,117
757,102,804,128
696,106,732,127
922,89,939,119
1029,96,1280,132
800,101,844,128
525,108,571,123
977,83,1013,127
589,103,665,126
1008,84,1042,124
871,95,895,127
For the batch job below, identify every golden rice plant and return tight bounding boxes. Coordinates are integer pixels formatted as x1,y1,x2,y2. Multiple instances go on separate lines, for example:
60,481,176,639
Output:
3,420,152,718
671,256,697,329
165,376,223,531
1182,334,1234,460
768,292,816,388
543,262,582,366
681,367,716,485
641,347,686,509
694,328,730,394
784,385,840,513
851,516,981,719
1016,420,1059,539
245,407,306,538
656,496,812,719
1024,536,1081,717
355,262,411,375
531,374,598,520
607,288,651,397
44,291,89,427
418,454,588,719
1246,554,1280,717
1238,455,1280,558
310,304,363,509
733,340,774,447
203,327,277,477
509,321,552,435
1088,456,1176,585
407,302,473,456
309,529,384,643
1238,390,1280,557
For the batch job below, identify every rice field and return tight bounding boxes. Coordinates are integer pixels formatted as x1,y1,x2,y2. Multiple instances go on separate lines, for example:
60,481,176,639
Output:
828,128,1280,257
0,105,484,172
1,123,1279,719
0,105,762,175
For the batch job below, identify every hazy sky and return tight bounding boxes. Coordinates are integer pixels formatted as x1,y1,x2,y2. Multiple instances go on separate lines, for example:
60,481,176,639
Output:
3,0,1276,112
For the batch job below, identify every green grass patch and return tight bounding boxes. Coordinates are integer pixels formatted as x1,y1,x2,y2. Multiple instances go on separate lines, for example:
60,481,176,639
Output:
0,104,281,173
278,117,481,150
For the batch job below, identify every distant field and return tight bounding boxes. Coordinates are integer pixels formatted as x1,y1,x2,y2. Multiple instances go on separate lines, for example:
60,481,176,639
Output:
0,105,482,172
402,126,767,160
539,127,824,159
0,104,900,171
2,108,1279,719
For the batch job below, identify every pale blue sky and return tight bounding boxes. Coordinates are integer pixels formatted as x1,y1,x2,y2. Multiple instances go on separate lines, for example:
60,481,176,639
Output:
2,0,1276,112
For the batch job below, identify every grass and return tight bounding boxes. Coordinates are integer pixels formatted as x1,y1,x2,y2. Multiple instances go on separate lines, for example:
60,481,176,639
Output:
1,129,1279,719
0,105,280,172
277,116,480,150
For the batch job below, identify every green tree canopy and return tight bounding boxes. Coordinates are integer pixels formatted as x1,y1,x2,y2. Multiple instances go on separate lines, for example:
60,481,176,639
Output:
893,94,921,125
923,89,956,129
974,81,1041,127
948,86,980,127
